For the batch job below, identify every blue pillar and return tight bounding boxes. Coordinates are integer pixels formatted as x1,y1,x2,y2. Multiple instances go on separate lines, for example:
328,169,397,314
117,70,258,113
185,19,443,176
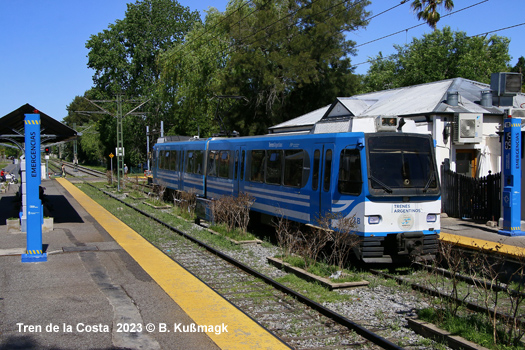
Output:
21,113,47,262
499,117,525,236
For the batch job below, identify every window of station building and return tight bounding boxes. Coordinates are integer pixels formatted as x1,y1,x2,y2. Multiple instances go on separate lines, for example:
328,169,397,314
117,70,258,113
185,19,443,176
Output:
312,149,320,191
338,149,362,195
266,150,282,185
218,151,231,178
283,149,308,188
250,150,265,182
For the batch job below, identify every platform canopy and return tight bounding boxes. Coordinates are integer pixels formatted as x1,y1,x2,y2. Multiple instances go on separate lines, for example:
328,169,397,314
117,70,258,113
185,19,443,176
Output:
0,103,77,149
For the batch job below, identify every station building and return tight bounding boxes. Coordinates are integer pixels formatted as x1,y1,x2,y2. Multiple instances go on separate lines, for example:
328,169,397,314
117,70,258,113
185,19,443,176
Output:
269,73,524,179
268,73,525,223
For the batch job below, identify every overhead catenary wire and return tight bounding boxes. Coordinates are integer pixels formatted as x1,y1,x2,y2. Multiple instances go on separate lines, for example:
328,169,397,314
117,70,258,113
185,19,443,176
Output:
354,0,489,48
171,0,486,75
352,19,525,69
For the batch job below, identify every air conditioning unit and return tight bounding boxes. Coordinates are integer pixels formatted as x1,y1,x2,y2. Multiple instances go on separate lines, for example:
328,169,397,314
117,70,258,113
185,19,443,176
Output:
490,72,522,96
453,113,482,144
375,116,398,132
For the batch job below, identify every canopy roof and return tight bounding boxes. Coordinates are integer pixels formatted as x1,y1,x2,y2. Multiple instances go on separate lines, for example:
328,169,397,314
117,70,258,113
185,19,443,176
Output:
0,104,77,147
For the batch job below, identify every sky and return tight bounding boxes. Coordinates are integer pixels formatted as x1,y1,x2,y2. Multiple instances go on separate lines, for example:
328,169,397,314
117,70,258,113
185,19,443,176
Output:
0,0,523,122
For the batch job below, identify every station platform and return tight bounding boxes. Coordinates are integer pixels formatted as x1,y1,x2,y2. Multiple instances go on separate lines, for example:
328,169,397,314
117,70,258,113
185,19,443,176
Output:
440,215,525,259
0,178,288,350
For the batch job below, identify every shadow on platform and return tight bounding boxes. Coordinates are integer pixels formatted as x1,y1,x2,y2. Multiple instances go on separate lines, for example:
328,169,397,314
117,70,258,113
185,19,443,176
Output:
42,194,84,224
0,192,83,225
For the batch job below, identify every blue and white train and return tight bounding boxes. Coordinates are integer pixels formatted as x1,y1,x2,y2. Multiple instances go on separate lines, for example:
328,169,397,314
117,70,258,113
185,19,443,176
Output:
152,124,441,263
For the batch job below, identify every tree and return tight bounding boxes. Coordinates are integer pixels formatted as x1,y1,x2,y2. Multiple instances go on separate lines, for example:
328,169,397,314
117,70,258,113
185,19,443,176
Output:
361,27,511,92
158,0,369,137
216,0,370,135
86,0,201,97
411,0,454,30
84,0,201,167
157,8,228,137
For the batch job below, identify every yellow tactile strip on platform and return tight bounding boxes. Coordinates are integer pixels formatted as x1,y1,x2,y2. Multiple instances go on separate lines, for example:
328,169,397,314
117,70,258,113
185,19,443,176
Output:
440,232,525,258
56,178,288,350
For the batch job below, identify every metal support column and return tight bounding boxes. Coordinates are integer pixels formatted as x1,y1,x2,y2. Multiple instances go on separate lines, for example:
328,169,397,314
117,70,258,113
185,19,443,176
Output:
116,94,124,191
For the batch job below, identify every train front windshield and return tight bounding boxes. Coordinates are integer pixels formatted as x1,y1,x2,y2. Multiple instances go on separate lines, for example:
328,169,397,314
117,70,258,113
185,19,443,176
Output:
366,134,440,197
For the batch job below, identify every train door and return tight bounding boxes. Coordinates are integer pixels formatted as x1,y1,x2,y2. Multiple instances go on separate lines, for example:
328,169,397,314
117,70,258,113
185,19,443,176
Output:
312,144,334,222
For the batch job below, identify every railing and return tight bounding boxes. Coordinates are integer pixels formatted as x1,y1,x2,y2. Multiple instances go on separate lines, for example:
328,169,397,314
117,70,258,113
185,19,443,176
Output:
441,167,501,221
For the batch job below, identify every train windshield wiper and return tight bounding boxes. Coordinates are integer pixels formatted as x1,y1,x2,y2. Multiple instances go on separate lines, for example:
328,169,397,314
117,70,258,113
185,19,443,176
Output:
369,175,393,193
423,172,435,192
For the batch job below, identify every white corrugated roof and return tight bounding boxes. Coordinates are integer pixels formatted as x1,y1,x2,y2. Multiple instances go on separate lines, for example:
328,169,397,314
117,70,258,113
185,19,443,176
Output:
269,77,524,133
355,80,452,116
269,105,330,131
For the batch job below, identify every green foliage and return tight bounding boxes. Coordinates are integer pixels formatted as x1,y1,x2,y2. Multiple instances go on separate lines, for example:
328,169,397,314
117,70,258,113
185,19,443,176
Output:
157,9,227,137
418,308,524,350
158,0,369,137
215,0,369,135
362,27,511,92
82,0,202,167
86,0,201,97
78,122,104,165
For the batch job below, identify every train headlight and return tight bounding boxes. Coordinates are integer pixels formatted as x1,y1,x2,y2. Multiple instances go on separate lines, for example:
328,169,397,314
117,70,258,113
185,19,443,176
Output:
426,214,437,222
368,215,381,225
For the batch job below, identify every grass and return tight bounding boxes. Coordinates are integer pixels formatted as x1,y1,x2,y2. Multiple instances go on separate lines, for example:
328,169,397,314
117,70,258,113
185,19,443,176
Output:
274,274,352,304
209,223,259,242
418,308,525,350
279,255,362,283
171,205,195,221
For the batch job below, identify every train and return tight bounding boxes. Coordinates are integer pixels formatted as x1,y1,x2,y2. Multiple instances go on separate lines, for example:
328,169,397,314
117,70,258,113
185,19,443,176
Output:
152,120,441,263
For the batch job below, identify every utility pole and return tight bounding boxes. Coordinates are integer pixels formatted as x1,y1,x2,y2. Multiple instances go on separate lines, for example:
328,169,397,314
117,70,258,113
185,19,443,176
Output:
77,96,149,191
73,123,78,172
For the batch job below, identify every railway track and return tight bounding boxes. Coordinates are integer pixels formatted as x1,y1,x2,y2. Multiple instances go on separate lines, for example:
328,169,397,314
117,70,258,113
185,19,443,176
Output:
87,182,409,350
51,165,444,349
49,160,107,179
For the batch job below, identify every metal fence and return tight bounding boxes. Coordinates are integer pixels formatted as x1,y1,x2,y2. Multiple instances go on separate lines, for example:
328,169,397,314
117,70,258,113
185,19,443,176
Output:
441,166,501,221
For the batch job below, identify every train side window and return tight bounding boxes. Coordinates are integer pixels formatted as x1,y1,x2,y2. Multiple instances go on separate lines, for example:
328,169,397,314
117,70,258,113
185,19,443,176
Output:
219,151,230,178
170,151,178,171
207,151,218,177
312,150,320,191
158,151,164,169
338,149,362,195
284,150,304,188
234,151,239,180
266,150,282,185
165,151,171,170
250,150,265,182
323,149,332,192
241,150,245,180
195,150,204,175
186,151,194,173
